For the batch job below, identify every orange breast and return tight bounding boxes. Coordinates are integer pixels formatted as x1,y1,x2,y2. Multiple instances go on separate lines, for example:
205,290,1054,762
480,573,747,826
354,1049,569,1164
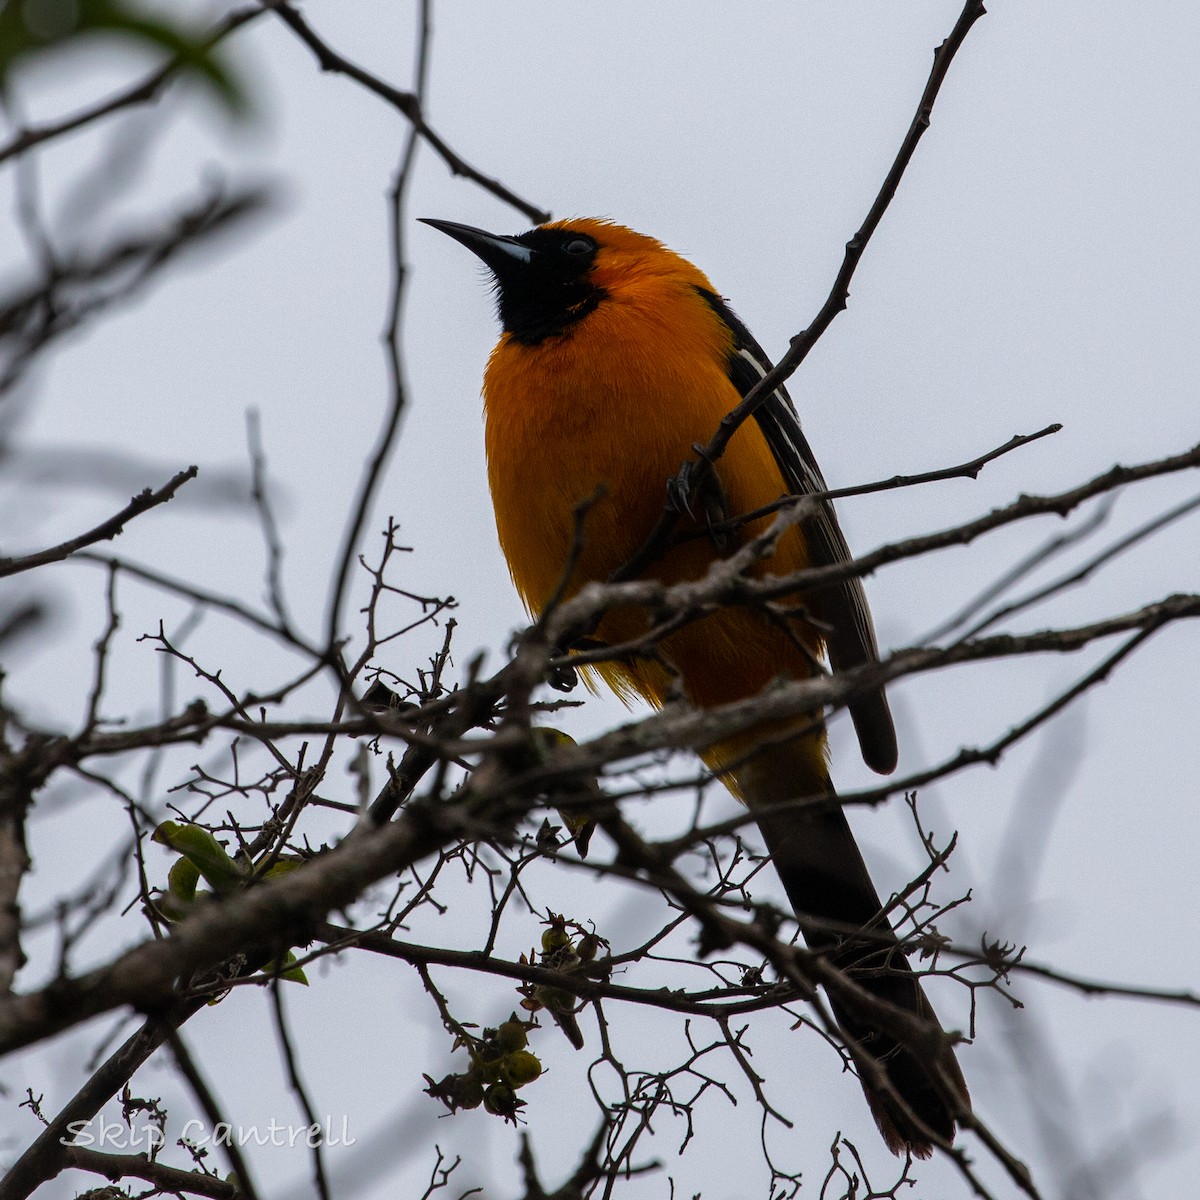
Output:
483,274,819,719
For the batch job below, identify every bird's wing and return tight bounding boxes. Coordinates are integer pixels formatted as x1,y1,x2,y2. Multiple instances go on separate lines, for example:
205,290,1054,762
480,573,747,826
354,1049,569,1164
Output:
695,288,897,775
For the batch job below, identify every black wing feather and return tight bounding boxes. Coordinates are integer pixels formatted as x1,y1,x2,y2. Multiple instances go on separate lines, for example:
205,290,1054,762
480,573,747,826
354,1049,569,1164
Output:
696,288,897,774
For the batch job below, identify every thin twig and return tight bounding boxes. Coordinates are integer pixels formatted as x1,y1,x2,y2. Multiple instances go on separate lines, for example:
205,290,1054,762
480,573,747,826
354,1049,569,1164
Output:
613,0,988,583
269,979,331,1200
0,468,198,578
161,1022,263,1200
693,424,1064,545
246,409,297,638
264,1,549,224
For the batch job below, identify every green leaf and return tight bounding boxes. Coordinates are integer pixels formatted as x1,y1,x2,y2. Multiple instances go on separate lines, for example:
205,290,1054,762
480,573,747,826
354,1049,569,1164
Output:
153,820,248,893
166,854,200,903
0,0,248,115
267,950,309,987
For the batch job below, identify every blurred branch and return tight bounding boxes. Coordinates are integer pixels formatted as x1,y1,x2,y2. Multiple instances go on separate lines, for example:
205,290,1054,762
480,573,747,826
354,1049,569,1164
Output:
0,186,272,396
3,444,251,507
0,789,30,993
947,489,1200,641
0,597,48,651
921,496,1117,644
246,410,296,639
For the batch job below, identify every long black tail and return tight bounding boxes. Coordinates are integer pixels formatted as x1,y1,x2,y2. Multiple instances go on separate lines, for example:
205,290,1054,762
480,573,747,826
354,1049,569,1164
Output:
739,745,969,1156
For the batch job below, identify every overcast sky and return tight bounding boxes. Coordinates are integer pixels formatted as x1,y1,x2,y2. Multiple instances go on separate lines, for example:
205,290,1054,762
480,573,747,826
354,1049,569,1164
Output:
3,3,1199,1198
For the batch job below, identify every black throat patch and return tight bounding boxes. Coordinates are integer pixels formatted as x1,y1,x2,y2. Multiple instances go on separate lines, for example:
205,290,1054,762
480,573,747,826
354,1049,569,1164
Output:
493,227,607,345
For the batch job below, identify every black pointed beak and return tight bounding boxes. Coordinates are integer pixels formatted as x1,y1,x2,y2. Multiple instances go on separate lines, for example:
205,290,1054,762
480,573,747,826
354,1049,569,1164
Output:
419,218,533,276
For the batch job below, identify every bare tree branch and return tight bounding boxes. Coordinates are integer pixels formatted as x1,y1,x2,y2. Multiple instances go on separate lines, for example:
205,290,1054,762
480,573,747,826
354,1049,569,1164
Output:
59,1143,243,1199
0,467,197,578
262,1,550,224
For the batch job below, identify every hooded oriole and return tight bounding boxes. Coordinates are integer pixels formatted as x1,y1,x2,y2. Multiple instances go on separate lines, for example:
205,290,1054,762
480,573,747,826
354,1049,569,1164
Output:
423,216,968,1156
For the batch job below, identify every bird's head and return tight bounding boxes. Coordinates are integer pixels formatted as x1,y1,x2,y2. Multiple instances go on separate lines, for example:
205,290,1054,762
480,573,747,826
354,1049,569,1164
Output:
420,217,710,344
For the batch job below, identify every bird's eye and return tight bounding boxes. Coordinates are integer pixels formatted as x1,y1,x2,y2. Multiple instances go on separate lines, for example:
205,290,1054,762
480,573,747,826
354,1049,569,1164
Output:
563,237,594,256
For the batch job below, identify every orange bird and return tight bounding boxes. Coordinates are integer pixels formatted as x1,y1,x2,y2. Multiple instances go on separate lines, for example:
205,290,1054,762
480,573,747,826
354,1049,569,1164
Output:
423,217,968,1155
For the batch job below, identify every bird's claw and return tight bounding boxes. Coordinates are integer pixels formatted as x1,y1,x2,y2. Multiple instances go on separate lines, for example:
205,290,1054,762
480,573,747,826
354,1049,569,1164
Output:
666,463,696,518
547,662,578,692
